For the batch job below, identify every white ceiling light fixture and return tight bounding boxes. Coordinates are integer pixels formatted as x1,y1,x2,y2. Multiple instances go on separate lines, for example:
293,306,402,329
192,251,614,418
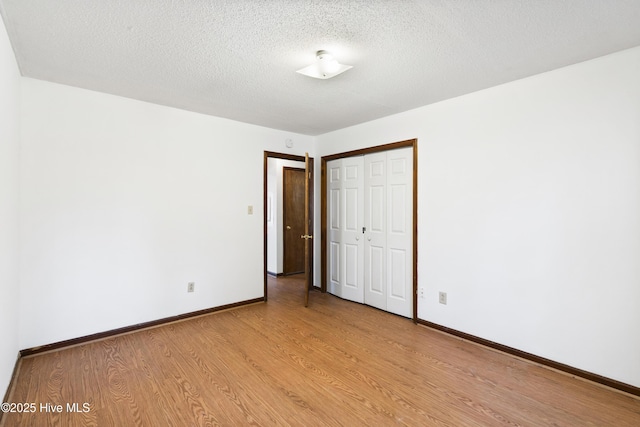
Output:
296,50,352,80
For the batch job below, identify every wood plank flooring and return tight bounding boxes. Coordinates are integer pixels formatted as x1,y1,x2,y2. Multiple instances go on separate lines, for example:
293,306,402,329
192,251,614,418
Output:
2,275,639,426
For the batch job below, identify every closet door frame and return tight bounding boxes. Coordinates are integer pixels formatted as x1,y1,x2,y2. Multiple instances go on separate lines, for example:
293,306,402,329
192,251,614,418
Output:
320,139,418,322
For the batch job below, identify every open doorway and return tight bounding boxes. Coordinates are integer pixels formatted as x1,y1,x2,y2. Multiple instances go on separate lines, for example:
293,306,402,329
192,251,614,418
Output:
263,151,314,301
282,167,306,275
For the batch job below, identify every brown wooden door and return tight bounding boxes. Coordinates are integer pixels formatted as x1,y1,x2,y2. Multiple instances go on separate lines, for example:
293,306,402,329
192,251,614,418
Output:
283,167,305,274
303,153,313,307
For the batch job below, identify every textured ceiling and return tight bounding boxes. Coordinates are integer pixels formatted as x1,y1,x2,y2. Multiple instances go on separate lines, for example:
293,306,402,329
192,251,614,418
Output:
2,1,640,136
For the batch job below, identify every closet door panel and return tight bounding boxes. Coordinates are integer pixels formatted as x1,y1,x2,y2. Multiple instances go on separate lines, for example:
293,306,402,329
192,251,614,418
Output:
385,147,413,317
364,152,387,310
329,241,340,288
389,248,407,299
327,146,413,317
338,156,365,303
327,160,342,296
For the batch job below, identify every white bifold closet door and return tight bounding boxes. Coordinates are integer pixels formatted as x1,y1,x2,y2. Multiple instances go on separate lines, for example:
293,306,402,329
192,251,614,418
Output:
328,155,364,302
327,147,413,318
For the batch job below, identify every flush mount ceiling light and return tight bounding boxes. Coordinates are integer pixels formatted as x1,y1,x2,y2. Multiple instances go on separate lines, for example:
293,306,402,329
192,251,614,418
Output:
296,50,352,80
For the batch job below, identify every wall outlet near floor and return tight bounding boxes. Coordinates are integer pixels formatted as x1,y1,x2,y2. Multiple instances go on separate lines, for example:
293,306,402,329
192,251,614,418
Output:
187,282,195,293
247,205,253,215
438,291,447,305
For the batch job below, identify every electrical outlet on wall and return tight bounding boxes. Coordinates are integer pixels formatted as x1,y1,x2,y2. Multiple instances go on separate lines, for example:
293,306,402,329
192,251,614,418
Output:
419,287,425,298
188,282,195,293
439,291,447,305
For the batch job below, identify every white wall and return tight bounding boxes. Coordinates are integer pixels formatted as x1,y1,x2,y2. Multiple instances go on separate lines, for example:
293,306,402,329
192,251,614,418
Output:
19,78,314,349
316,47,640,387
0,14,21,396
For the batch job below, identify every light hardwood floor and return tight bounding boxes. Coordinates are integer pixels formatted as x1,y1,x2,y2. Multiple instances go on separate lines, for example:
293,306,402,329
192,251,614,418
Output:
2,275,639,426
